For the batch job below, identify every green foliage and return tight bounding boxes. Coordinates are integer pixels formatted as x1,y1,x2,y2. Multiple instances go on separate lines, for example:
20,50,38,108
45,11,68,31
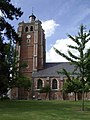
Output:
0,75,9,95
0,35,10,95
54,25,90,110
84,49,90,85
39,85,51,93
54,25,90,86
7,46,31,91
15,75,31,90
0,0,23,42
0,0,24,96
63,78,83,93
0,0,23,20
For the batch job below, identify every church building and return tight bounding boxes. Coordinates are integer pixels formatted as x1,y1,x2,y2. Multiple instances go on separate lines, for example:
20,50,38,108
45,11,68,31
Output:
11,14,90,100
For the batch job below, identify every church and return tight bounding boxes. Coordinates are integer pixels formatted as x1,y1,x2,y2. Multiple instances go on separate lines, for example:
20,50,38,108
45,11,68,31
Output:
11,14,90,100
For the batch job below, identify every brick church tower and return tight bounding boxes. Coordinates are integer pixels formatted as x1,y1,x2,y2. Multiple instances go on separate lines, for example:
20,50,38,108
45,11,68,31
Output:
10,14,46,99
17,13,46,78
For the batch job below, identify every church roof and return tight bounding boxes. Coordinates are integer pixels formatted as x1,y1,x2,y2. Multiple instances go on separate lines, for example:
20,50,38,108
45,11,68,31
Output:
32,62,77,78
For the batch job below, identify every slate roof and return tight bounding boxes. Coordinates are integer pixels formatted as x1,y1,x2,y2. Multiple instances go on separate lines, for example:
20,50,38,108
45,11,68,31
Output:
32,62,76,78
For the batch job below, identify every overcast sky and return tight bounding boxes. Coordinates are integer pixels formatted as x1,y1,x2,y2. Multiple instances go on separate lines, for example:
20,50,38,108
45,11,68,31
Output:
1,0,90,62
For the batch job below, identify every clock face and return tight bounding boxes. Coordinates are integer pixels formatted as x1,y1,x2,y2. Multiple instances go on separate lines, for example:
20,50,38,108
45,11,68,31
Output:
27,35,31,39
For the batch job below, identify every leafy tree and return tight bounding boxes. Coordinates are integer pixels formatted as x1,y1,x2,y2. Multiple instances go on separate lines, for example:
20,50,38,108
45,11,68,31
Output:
0,0,23,42
54,25,90,111
15,75,31,91
7,45,32,92
0,39,32,98
85,49,90,86
60,69,89,101
0,0,23,97
39,85,51,100
63,77,83,101
0,1,31,99
0,35,10,96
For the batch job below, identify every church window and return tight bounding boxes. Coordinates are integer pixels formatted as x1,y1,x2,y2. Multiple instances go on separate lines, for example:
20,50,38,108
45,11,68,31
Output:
52,79,57,89
25,26,28,32
30,26,33,31
37,79,43,89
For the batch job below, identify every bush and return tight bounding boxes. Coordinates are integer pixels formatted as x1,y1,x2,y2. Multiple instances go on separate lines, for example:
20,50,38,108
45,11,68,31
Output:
0,96,10,100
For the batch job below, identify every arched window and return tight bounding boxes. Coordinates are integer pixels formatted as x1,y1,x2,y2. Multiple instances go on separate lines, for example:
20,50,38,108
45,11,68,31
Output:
30,26,33,31
37,79,43,89
25,26,28,32
52,79,57,89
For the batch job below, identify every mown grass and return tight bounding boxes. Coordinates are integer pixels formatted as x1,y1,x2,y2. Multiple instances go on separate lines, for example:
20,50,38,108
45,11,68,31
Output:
0,100,90,120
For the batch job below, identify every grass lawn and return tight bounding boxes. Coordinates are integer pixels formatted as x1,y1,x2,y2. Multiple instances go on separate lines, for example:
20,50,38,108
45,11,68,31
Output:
0,100,90,120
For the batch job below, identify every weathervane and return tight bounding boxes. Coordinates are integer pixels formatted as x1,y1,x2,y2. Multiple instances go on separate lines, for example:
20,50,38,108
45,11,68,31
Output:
32,7,34,14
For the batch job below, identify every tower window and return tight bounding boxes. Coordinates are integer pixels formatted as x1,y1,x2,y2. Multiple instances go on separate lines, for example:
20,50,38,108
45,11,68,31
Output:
25,26,28,32
52,79,57,89
27,39,30,43
37,79,43,89
30,26,33,31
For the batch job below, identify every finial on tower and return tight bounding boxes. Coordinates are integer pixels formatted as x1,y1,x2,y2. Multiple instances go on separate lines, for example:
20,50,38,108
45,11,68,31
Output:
29,7,36,22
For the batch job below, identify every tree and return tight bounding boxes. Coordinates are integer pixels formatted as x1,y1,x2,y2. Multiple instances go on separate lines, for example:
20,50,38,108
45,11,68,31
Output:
15,75,31,90
85,49,90,85
63,77,83,101
0,0,23,97
0,0,23,42
54,25,90,111
0,35,10,96
7,44,32,93
0,37,32,98
39,85,51,100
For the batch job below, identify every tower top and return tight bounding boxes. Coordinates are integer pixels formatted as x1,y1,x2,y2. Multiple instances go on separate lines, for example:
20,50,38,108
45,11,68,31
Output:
29,8,36,23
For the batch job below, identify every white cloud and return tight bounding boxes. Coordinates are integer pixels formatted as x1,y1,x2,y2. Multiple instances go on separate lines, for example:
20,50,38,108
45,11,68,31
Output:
46,38,90,62
46,38,70,62
42,20,59,38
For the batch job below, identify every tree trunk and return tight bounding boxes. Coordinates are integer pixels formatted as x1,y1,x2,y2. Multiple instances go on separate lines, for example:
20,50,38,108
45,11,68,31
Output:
82,89,84,111
75,92,77,101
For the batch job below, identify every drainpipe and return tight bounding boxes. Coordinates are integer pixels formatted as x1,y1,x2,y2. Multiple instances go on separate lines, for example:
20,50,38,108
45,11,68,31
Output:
49,77,51,100
32,72,35,100
61,77,64,100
